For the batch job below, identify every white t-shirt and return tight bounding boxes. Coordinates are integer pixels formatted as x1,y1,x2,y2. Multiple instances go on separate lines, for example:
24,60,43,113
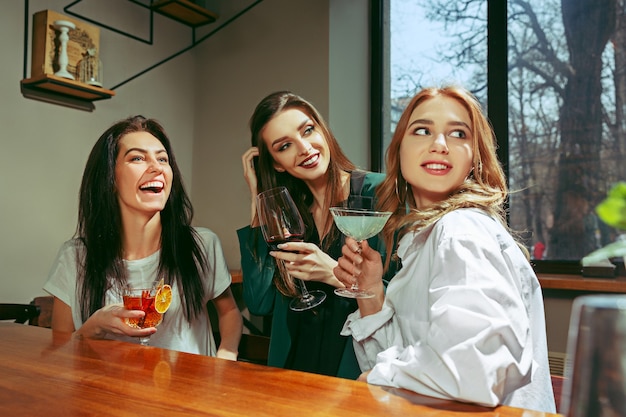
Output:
43,227,231,356
342,208,556,413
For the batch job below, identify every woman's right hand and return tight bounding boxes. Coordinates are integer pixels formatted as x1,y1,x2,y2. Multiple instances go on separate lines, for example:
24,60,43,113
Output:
242,147,260,225
242,147,259,196
75,304,156,340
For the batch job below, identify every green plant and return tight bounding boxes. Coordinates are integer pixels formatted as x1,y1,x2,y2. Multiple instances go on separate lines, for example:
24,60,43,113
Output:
582,182,626,264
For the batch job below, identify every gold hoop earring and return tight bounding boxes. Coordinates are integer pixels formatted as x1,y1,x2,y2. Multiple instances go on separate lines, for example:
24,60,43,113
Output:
395,177,408,203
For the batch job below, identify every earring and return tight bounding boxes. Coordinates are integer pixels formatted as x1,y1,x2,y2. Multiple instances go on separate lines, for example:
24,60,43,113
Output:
395,176,408,203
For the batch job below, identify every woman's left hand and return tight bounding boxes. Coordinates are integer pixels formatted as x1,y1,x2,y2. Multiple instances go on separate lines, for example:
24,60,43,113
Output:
334,237,384,291
357,370,371,382
269,241,344,288
334,237,385,315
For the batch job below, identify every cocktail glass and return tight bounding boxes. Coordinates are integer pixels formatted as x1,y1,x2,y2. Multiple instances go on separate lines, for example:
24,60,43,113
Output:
123,280,164,346
330,198,391,299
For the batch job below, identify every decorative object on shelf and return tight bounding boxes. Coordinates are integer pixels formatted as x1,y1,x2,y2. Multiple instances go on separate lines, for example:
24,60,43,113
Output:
78,47,103,87
150,0,218,27
52,20,76,79
30,9,100,83
23,9,113,106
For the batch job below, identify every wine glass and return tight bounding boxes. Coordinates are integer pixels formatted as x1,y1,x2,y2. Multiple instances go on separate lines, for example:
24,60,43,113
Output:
256,186,327,311
330,196,392,298
123,280,165,346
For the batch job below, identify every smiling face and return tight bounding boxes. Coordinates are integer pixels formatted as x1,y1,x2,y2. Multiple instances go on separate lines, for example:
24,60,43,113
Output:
115,131,173,219
400,95,474,208
261,108,331,183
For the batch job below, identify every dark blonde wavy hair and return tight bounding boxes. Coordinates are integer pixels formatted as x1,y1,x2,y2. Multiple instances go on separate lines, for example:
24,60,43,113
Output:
377,86,510,271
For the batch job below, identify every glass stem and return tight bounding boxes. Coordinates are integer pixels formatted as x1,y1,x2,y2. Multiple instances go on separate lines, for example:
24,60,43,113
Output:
296,278,311,298
278,259,312,300
351,241,363,290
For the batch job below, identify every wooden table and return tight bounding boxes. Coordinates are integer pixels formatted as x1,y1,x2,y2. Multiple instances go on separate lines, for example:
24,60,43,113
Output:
0,323,561,416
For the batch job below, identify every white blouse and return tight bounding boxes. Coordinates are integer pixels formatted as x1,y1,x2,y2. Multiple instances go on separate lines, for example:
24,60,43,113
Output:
341,208,556,413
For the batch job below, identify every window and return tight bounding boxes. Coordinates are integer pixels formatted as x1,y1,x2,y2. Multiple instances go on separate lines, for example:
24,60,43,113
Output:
373,0,625,271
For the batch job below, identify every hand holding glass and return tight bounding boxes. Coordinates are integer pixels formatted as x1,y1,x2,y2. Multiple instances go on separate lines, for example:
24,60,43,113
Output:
123,280,171,345
256,186,326,311
330,196,391,298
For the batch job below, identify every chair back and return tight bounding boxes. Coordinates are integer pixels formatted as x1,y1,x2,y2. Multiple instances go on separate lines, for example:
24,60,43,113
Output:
551,374,565,413
0,303,40,324
212,331,270,365
238,333,270,365
30,296,54,328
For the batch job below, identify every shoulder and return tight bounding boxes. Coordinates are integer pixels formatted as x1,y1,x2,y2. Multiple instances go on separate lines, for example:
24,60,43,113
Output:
359,171,385,194
435,208,514,245
56,238,83,258
439,208,495,228
192,227,220,243
363,171,385,184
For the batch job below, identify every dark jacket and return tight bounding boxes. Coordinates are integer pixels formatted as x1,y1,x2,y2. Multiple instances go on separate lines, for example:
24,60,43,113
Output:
237,171,387,379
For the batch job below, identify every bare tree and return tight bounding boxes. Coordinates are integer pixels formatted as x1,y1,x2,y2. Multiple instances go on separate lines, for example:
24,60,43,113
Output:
548,0,616,259
409,0,622,260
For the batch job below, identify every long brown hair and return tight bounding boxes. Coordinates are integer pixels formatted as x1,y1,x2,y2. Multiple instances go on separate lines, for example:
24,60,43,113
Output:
249,91,355,296
377,86,509,270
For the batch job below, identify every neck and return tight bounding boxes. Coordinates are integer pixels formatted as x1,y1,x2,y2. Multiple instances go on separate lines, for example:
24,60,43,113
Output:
120,212,162,260
307,171,350,237
307,171,351,210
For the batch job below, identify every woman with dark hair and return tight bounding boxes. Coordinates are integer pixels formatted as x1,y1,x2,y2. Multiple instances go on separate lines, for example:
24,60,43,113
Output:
334,86,555,412
44,115,242,358
238,91,393,378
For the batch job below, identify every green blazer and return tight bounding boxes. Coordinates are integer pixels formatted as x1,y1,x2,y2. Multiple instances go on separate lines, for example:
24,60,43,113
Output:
237,171,386,379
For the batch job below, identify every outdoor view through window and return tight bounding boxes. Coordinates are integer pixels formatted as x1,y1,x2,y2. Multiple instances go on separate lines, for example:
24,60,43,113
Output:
384,0,624,262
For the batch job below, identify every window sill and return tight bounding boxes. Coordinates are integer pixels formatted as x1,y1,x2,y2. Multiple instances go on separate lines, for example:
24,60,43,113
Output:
538,273,626,293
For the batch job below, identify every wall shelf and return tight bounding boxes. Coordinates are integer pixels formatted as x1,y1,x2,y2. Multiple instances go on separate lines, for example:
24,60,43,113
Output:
20,0,260,109
21,74,115,101
150,0,218,27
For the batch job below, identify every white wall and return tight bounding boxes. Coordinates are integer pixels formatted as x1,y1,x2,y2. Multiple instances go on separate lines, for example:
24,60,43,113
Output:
191,0,369,271
329,0,370,170
1,0,197,303
0,0,369,302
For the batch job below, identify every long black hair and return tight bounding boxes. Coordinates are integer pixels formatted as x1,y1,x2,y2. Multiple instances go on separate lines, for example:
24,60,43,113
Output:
76,115,207,322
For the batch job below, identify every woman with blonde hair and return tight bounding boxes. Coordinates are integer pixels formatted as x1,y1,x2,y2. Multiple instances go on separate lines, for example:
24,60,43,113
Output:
334,86,556,413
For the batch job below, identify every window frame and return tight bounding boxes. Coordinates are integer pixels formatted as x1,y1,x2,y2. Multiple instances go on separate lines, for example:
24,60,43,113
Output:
369,0,593,275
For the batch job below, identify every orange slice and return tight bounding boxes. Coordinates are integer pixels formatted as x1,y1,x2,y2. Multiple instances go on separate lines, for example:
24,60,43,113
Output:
155,284,172,314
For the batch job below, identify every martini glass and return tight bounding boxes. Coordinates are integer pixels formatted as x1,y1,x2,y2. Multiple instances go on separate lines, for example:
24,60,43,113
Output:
256,186,327,311
330,197,391,299
123,280,164,345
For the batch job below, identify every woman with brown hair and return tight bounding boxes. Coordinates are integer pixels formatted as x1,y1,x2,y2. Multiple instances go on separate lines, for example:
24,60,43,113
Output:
238,91,392,378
